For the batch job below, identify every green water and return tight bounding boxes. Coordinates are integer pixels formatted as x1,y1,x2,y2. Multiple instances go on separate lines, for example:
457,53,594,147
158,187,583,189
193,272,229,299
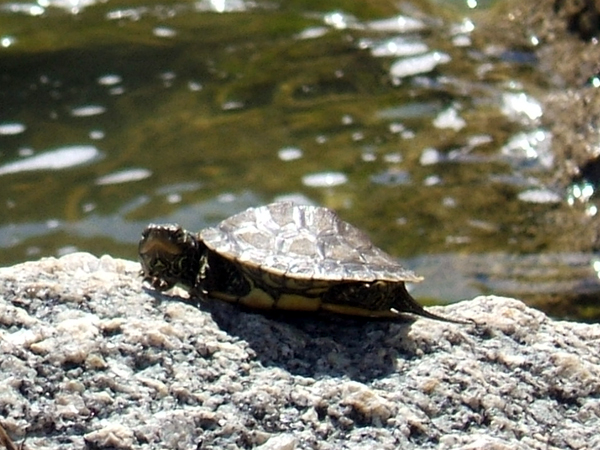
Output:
0,0,598,320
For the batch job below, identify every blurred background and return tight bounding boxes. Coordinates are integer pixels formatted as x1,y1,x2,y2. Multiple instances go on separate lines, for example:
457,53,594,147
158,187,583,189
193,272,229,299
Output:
1,0,599,320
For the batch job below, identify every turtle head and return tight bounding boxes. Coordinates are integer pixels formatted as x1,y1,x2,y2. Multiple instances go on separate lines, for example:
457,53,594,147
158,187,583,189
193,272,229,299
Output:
138,224,204,292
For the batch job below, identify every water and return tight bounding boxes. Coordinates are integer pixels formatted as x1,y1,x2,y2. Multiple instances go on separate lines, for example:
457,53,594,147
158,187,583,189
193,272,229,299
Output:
0,0,598,320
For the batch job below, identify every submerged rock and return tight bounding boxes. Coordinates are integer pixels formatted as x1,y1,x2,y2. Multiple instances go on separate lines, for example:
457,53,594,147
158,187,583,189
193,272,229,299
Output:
0,253,599,449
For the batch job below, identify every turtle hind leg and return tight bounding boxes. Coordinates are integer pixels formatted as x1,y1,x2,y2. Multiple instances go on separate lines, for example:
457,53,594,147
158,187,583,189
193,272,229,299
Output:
321,281,469,324
391,283,468,324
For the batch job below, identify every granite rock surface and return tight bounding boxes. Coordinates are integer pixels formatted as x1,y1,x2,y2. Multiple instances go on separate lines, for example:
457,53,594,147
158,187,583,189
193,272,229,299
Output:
0,253,599,450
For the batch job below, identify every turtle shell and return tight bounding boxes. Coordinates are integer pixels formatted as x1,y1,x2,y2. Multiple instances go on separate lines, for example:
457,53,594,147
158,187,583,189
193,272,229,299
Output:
200,202,423,284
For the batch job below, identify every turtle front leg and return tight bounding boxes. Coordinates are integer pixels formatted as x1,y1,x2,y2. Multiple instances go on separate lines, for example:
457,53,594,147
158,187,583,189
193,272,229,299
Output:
141,271,176,292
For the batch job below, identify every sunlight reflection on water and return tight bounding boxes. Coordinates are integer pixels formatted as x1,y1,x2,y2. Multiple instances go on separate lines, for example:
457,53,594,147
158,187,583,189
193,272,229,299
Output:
0,145,102,176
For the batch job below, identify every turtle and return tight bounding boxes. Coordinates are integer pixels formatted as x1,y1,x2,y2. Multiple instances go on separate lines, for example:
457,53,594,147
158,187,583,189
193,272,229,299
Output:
138,202,464,323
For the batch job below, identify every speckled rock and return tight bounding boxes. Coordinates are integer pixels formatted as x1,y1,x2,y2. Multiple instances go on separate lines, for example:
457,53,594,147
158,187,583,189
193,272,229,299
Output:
0,253,599,449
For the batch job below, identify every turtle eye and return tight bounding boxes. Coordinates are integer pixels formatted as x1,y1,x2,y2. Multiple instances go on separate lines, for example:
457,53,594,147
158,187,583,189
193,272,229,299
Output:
173,227,186,242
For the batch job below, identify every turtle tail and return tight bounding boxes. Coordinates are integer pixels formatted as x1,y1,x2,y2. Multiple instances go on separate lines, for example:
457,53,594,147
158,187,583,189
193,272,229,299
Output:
393,284,469,324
